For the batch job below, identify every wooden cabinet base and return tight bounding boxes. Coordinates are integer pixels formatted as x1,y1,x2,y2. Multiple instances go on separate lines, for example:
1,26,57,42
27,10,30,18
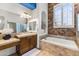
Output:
0,41,20,51
16,35,37,55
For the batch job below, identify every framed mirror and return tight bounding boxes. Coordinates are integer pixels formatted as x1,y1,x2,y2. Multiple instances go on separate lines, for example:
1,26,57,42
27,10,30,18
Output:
28,21,37,32
0,16,5,30
8,22,16,33
41,11,47,34
8,22,27,33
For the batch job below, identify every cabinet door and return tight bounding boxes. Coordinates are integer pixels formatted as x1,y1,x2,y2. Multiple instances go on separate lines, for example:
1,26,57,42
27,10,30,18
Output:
30,35,37,49
20,37,30,54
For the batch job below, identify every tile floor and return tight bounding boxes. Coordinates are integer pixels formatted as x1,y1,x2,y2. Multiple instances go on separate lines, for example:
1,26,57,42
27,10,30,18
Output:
22,48,53,56
36,50,53,56
22,48,40,56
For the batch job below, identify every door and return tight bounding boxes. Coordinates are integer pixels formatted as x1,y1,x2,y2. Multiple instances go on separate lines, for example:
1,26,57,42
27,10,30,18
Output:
20,37,30,54
30,35,37,49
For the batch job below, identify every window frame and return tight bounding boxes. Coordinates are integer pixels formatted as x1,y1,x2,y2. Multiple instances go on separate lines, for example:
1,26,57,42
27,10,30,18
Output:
53,4,74,28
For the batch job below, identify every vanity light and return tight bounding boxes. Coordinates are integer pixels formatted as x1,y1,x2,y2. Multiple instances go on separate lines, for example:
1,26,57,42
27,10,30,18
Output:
20,13,31,18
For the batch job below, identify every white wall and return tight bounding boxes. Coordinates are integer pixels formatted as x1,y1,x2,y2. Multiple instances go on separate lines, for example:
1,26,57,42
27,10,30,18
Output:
0,3,32,15
38,3,48,35
32,3,48,48
0,9,25,24
0,3,32,56
32,3,48,35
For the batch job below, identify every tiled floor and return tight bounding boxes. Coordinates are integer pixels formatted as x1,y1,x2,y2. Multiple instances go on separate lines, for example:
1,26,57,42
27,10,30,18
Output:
22,48,53,56
36,50,53,56
11,48,52,56
22,48,40,56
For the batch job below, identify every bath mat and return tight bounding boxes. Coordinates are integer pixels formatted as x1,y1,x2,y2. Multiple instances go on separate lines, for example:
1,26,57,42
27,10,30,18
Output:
22,48,40,56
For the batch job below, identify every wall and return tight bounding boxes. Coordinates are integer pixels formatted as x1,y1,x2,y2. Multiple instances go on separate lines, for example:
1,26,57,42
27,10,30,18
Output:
31,4,40,48
0,3,32,56
0,3,32,15
0,9,25,24
48,3,76,38
32,3,48,35
38,3,48,36
31,3,48,48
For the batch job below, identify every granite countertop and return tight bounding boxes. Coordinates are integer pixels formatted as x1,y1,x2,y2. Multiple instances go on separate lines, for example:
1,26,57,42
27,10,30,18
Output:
16,32,37,38
0,38,20,46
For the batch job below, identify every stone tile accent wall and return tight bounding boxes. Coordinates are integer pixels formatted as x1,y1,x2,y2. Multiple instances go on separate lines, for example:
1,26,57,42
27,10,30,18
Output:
48,3,76,37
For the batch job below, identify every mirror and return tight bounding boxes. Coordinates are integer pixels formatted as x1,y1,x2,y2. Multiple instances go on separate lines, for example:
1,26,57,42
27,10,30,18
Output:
8,22,16,33
0,16,5,30
41,11,46,34
33,21,36,31
28,21,37,32
16,23,27,33
8,22,27,33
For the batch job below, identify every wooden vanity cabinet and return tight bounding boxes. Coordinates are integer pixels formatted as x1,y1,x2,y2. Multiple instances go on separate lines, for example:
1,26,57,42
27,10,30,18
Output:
20,37,30,54
30,35,37,49
16,35,37,55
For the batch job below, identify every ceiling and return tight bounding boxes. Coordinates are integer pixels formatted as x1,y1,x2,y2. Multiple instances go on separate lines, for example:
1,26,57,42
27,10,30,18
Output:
20,3,37,10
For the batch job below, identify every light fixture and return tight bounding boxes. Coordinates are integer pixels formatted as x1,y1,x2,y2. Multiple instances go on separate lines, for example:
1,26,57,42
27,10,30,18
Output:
20,12,31,18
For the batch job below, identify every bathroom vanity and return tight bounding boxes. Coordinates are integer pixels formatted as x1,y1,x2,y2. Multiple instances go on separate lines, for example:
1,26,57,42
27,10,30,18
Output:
15,32,37,55
0,38,20,51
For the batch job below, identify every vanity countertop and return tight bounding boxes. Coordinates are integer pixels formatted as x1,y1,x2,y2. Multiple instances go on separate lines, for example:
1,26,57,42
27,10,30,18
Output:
16,32,37,38
0,38,20,46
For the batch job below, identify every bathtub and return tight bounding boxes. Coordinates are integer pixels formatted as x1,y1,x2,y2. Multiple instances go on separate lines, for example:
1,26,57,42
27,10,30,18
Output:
41,37,79,51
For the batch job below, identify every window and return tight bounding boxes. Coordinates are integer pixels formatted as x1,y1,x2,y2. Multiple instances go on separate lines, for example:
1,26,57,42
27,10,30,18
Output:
53,4,74,28
54,4,62,27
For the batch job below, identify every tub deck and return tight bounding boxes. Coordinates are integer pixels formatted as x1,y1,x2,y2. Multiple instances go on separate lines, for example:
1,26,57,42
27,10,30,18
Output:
40,37,79,56
42,37,79,51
